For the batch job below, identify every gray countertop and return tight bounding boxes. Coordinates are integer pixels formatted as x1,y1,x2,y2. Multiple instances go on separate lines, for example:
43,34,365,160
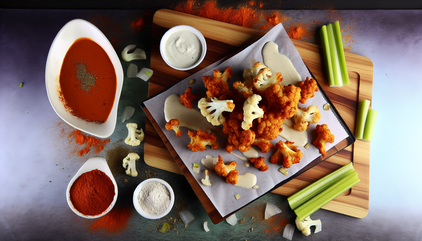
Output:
1,8,421,241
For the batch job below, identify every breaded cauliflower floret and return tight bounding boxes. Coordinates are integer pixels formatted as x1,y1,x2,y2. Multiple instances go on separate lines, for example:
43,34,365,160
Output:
225,170,239,185
243,62,267,85
264,83,301,119
271,140,303,168
252,68,283,94
223,108,256,153
242,94,264,130
214,155,237,177
180,87,201,109
187,129,219,152
253,137,273,153
233,80,254,99
255,110,285,141
299,77,319,104
198,97,235,126
249,156,269,172
202,66,233,98
165,119,182,137
313,124,335,157
293,105,321,132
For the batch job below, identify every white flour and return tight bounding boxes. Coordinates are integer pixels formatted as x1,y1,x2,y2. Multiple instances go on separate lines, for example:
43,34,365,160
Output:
138,181,170,215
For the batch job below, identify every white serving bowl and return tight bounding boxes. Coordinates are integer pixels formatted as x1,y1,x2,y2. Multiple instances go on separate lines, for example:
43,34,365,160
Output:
66,157,118,219
45,19,124,138
160,25,207,71
133,178,175,219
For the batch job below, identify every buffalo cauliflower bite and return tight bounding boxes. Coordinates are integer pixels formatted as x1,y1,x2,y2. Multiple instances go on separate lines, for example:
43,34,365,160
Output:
187,129,219,152
299,77,319,104
313,124,335,157
249,156,269,172
122,153,140,177
255,110,285,141
180,87,201,109
271,140,303,168
223,107,256,153
243,62,267,85
165,119,182,137
253,137,273,153
198,97,235,126
214,155,237,177
225,169,239,185
293,105,321,132
264,83,301,119
252,68,283,94
202,67,233,98
233,80,254,99
125,123,144,146
242,94,264,130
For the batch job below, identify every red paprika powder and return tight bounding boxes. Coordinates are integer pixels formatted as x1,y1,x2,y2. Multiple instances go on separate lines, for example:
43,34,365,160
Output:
69,169,115,216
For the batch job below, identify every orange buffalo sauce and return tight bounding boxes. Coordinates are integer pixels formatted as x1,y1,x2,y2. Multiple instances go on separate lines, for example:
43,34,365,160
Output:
59,37,116,123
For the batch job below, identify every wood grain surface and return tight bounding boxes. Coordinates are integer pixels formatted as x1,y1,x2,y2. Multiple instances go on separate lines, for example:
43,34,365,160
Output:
143,9,372,223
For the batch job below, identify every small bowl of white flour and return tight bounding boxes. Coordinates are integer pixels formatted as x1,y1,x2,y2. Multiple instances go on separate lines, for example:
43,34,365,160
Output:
133,178,175,219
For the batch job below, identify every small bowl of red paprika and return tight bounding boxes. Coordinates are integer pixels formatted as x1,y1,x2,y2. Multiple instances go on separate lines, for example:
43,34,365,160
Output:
66,157,118,219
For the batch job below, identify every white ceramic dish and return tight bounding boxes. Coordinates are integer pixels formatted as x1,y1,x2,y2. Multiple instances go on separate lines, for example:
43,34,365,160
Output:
66,156,118,219
160,25,207,71
133,178,175,219
45,19,124,138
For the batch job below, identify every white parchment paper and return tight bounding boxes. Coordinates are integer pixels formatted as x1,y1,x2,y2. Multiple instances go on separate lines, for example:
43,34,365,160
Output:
143,23,350,217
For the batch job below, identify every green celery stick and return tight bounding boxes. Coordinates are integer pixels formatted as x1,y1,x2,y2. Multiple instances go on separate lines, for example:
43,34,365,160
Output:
333,21,350,85
355,99,371,139
320,26,335,87
294,171,360,221
288,162,355,210
363,109,377,142
327,23,343,87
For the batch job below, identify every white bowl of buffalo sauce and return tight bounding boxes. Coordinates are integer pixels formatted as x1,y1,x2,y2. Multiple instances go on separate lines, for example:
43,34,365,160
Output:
160,25,207,71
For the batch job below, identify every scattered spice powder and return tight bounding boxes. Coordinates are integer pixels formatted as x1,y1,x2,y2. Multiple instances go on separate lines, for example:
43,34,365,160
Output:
69,130,110,156
89,206,133,234
131,17,144,32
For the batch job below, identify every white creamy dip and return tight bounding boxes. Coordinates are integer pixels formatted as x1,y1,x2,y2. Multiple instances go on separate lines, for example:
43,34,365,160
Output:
262,41,302,86
164,30,202,68
279,118,308,147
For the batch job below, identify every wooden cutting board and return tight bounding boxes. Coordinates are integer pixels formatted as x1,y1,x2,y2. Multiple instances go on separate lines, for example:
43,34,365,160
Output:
143,9,372,223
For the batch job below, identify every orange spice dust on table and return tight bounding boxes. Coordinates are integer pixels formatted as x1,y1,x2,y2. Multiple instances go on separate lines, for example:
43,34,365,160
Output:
89,206,133,234
69,129,110,156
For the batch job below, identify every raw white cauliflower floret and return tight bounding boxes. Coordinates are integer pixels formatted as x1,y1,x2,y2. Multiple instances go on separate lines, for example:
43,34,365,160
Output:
252,67,283,94
198,97,235,126
122,152,140,177
125,123,144,146
241,94,264,130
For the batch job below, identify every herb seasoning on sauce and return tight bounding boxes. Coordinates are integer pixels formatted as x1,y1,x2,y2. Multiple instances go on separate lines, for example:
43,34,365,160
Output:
59,37,116,123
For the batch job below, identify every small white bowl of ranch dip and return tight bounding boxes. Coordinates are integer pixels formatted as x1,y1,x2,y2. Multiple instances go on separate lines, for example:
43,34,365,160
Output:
160,25,207,71
133,178,175,220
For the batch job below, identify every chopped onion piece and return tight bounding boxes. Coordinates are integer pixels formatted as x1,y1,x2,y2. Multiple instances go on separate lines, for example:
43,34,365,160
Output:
127,63,138,78
179,209,195,225
265,202,282,220
235,194,241,200
193,163,200,174
252,185,259,189
225,214,237,226
323,103,330,111
136,67,154,82
279,167,288,176
282,223,295,240
244,162,250,167
203,221,210,232
121,106,135,123
122,44,146,62
304,143,310,149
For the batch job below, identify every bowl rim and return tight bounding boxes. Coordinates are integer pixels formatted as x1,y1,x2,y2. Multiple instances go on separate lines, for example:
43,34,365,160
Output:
132,178,175,220
159,25,207,71
66,156,118,219
45,18,124,138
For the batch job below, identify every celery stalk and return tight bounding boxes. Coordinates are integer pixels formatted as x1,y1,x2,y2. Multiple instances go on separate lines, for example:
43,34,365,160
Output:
320,21,350,87
363,109,377,142
294,171,360,221
320,26,335,87
355,99,370,139
333,21,350,85
287,162,354,210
